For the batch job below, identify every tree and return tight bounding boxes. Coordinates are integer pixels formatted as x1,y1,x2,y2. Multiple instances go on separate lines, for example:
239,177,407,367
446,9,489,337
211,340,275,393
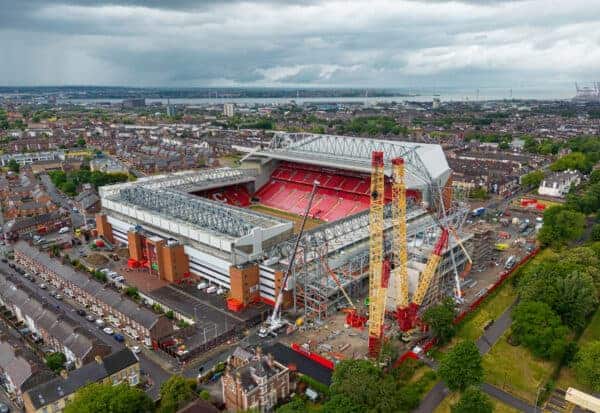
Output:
64,383,154,413
538,206,585,246
330,360,382,409
276,396,308,413
521,170,545,188
511,301,569,360
198,390,211,401
550,152,592,173
438,340,483,391
422,298,456,345
574,341,600,392
321,394,362,413
45,352,66,372
451,386,493,413
7,158,19,173
591,224,600,242
517,258,598,331
158,375,197,413
77,137,86,147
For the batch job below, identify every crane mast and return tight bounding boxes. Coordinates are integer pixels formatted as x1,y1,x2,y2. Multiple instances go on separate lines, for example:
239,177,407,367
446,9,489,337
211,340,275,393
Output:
391,158,409,310
367,151,387,357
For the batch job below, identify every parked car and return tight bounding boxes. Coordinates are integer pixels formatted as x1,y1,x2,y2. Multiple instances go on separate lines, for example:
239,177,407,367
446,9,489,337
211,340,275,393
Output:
0,401,9,413
130,345,141,354
39,283,47,289
55,294,63,300
206,286,217,294
103,327,114,335
76,309,86,317
86,315,95,322
197,282,208,290
95,319,106,328
114,333,125,342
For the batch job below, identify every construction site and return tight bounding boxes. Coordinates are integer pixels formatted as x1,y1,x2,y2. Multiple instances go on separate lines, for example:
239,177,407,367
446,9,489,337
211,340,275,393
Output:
96,132,474,360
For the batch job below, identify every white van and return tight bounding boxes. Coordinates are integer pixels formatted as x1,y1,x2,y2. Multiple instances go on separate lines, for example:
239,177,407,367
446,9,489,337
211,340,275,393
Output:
58,227,70,234
206,286,217,294
197,282,208,290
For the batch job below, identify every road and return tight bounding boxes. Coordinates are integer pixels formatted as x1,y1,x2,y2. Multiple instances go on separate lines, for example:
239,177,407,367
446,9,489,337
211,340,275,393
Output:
39,174,85,228
0,260,171,400
414,298,538,413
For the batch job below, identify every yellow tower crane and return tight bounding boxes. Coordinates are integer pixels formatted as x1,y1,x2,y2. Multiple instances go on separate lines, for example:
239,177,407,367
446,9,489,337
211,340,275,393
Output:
391,158,409,310
367,151,388,358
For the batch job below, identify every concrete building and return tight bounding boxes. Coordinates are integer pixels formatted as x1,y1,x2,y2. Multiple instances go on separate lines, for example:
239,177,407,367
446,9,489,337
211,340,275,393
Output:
223,103,235,118
538,169,582,198
23,349,140,413
13,242,173,346
222,347,290,413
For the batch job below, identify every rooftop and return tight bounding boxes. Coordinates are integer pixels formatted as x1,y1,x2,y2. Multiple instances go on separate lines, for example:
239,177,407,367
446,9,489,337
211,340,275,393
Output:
24,349,138,410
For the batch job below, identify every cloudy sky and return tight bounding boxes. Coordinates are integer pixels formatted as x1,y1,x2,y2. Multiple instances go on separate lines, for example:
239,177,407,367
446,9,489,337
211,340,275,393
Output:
0,0,599,89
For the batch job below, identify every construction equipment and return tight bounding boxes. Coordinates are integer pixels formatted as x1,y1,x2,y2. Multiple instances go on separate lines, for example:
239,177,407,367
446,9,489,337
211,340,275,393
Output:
258,181,320,338
367,152,389,358
397,227,449,333
391,158,410,314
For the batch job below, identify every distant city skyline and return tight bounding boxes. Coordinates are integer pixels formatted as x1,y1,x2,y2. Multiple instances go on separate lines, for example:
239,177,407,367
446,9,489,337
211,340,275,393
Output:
0,0,599,89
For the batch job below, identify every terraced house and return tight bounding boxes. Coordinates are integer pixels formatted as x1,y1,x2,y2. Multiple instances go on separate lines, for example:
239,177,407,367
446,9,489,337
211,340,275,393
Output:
13,241,173,347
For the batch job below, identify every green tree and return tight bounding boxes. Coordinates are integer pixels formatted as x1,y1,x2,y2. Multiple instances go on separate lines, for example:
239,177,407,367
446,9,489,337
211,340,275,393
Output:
158,375,197,413
276,396,307,413
438,340,483,391
321,394,362,413
45,352,66,373
521,170,545,188
198,390,211,401
511,301,569,360
422,298,456,345
77,137,86,147
550,152,592,173
330,360,382,409
538,206,585,247
451,386,492,413
574,341,600,392
517,260,597,330
64,383,154,413
591,224,600,242
7,158,19,173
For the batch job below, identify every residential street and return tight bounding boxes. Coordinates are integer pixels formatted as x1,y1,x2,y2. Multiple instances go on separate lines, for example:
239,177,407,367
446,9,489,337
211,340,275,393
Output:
0,261,170,400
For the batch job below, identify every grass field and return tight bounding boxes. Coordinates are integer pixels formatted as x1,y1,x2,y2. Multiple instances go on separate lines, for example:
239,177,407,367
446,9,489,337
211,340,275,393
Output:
483,332,555,403
449,283,518,345
556,308,600,392
434,391,520,413
249,204,324,232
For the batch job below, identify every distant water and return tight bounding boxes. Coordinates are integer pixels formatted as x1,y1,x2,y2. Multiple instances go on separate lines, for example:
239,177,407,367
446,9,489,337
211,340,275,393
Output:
59,86,576,105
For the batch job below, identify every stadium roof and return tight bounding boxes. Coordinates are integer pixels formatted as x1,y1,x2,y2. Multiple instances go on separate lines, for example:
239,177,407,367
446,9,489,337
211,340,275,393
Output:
99,168,293,257
246,133,451,188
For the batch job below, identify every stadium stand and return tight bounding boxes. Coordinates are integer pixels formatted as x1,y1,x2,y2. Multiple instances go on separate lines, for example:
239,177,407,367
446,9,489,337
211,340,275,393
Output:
255,162,402,222
197,184,251,207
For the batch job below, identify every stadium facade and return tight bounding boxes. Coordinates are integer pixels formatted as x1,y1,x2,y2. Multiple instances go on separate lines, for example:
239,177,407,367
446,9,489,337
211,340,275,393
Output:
97,133,470,317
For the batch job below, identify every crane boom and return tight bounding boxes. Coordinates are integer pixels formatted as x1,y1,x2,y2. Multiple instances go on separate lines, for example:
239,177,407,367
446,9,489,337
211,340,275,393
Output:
413,228,449,306
391,157,409,309
368,151,386,357
258,181,319,338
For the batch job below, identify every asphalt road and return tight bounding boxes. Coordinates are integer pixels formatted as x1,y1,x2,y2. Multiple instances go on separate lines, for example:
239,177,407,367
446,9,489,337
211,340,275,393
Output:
0,260,170,400
39,174,84,228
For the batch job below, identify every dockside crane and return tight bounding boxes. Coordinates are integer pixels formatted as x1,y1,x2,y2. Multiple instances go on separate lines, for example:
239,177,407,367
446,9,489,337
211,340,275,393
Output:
258,180,320,338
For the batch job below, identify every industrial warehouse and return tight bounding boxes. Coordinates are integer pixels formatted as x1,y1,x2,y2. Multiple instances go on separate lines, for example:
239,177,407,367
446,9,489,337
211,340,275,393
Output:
95,133,472,357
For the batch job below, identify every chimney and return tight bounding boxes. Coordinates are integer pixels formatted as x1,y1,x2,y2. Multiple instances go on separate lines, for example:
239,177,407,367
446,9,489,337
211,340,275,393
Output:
94,355,103,365
60,369,68,379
